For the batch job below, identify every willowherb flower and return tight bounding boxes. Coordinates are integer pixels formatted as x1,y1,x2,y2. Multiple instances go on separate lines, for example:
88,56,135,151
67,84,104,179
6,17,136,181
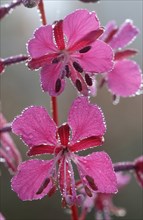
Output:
99,20,142,102
11,97,117,206
0,113,22,174
80,172,131,220
27,9,114,96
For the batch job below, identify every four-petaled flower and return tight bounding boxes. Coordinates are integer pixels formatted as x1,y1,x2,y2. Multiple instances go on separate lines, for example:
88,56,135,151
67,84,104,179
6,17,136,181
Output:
11,97,117,206
27,9,113,96
99,20,142,102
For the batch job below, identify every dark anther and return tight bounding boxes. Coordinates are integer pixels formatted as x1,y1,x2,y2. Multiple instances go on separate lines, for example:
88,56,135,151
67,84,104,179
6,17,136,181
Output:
75,79,82,92
55,78,61,93
73,61,83,73
86,175,98,191
65,65,70,77
85,74,92,86
52,57,60,64
79,46,91,53
84,186,92,197
36,177,50,194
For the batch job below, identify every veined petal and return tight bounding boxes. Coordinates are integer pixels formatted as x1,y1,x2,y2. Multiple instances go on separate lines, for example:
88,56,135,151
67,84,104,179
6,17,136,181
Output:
68,97,106,144
28,25,57,58
100,20,117,42
11,159,55,200
12,106,57,147
40,63,66,96
107,60,142,97
63,9,100,48
109,20,139,50
69,136,104,152
75,40,114,73
76,152,117,193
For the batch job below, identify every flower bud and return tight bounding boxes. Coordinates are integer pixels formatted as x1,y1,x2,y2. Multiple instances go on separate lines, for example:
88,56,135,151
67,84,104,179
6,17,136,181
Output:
22,0,40,8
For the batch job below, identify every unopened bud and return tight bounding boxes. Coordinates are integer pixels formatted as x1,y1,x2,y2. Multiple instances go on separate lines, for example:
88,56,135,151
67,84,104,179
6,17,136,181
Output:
22,0,40,8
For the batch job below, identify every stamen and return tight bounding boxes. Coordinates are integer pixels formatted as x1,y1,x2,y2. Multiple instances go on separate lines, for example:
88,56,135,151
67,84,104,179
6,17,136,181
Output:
75,79,82,92
79,46,91,53
85,74,92,86
65,65,70,77
36,177,50,194
73,61,83,73
48,185,57,197
55,78,61,93
52,57,60,64
84,185,92,197
86,175,98,191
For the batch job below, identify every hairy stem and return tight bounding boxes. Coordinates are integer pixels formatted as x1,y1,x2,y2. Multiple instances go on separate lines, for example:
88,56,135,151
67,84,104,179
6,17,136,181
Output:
114,162,135,172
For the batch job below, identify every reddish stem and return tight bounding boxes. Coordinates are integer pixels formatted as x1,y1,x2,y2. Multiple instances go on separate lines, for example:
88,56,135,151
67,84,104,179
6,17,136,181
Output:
71,205,79,220
37,0,59,125
37,0,47,25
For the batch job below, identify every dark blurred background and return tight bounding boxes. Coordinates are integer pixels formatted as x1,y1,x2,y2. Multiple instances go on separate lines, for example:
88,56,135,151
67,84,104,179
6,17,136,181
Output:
0,0,142,219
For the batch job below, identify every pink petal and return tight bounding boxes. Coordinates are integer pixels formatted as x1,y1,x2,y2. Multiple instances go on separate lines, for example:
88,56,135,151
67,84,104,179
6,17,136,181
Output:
0,59,5,74
100,20,117,42
63,9,99,48
109,20,139,50
68,97,106,144
116,172,131,189
76,152,117,193
28,25,57,58
40,63,66,96
134,156,143,187
11,159,55,200
0,113,21,169
0,213,5,220
114,49,138,60
69,136,104,152
107,60,142,97
75,40,114,73
12,106,57,147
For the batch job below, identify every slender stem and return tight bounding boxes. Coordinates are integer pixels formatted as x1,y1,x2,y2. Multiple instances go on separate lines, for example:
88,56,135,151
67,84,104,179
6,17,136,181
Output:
37,0,59,125
71,205,79,220
3,55,28,66
37,0,47,25
0,123,12,133
51,97,59,125
114,162,135,172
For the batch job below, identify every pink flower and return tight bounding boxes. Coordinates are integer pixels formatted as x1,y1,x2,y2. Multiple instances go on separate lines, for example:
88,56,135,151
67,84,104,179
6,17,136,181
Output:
100,20,142,101
81,172,131,219
0,113,22,174
11,97,117,205
134,156,143,187
27,9,113,96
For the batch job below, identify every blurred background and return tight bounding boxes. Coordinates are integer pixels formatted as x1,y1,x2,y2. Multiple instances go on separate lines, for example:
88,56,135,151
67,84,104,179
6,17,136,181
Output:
0,0,142,219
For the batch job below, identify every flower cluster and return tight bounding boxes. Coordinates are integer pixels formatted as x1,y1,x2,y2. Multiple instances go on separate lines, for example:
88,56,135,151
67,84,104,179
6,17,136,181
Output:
0,1,142,220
